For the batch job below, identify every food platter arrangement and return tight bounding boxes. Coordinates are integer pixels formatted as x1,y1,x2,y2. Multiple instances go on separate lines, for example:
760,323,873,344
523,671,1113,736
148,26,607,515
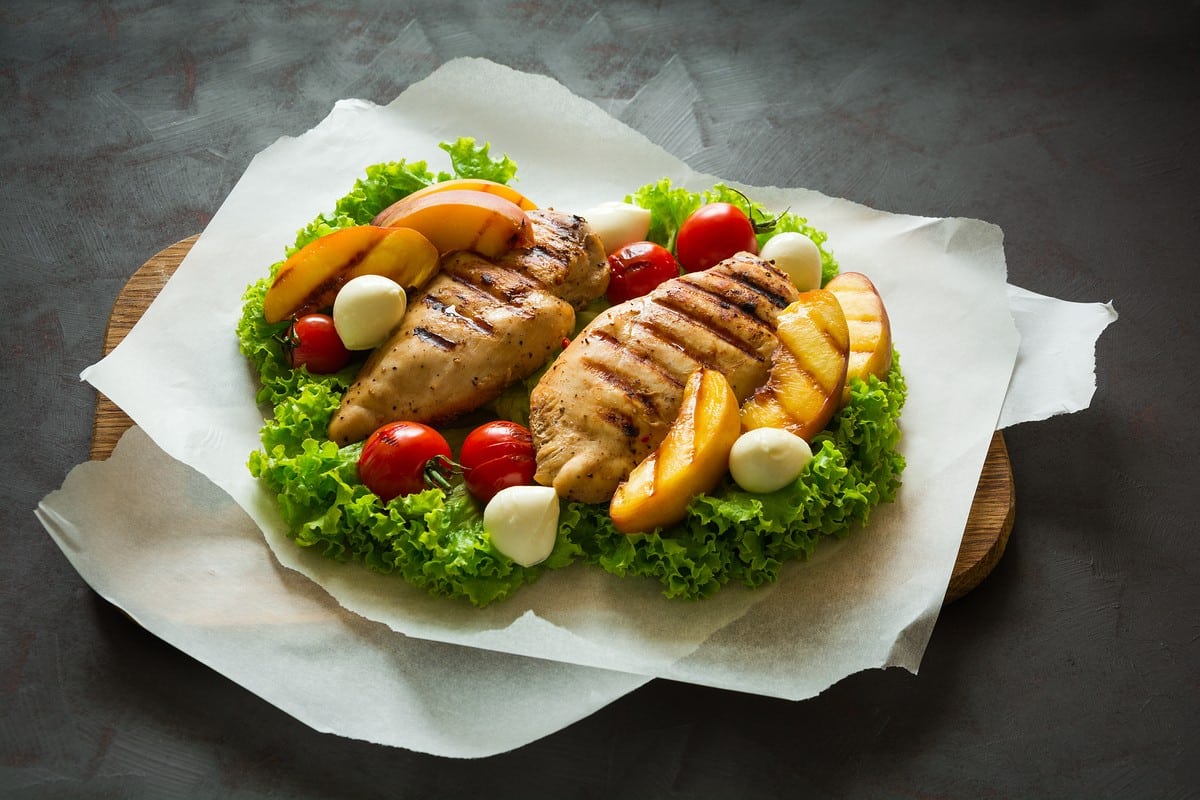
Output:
233,138,910,607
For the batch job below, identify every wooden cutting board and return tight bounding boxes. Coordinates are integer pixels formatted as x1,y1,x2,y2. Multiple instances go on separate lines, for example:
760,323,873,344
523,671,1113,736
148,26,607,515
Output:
91,236,1016,603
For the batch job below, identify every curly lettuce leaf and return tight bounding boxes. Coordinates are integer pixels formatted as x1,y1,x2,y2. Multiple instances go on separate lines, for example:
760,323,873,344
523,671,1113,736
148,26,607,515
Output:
248,435,581,607
437,137,519,185
629,178,840,286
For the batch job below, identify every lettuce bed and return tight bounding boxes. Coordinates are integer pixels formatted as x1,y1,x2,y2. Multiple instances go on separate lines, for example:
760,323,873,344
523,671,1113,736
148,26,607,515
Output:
236,138,906,607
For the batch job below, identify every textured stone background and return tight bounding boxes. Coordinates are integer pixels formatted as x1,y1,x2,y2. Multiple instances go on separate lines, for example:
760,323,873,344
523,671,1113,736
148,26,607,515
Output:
3,1,1197,796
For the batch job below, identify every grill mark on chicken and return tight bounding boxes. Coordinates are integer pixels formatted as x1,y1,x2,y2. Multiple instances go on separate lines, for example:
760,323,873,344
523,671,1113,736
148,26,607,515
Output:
597,406,639,439
434,267,509,309
675,271,783,322
663,265,788,329
727,269,796,310
578,338,677,428
525,244,561,265
650,295,767,363
577,363,647,439
420,295,496,335
631,317,716,369
412,326,458,350
476,271,516,302
585,329,686,392
448,263,542,314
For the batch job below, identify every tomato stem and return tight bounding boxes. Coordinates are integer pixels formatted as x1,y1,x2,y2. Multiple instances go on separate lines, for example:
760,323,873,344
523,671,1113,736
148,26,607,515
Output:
424,455,457,492
277,322,298,362
728,187,785,236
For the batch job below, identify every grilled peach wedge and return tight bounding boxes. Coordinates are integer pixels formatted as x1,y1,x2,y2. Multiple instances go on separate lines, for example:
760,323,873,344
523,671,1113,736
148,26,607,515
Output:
371,189,535,259
610,368,741,534
824,271,893,405
740,289,850,441
263,225,439,324
397,178,538,211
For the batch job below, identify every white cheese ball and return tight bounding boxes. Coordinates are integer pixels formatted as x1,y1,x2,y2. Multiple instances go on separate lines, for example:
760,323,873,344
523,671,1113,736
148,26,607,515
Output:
581,201,652,255
484,485,560,567
759,232,823,292
728,427,814,494
332,274,407,350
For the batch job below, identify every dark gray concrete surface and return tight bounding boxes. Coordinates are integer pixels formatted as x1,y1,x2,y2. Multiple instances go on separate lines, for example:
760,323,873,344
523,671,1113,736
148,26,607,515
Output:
3,1,1197,796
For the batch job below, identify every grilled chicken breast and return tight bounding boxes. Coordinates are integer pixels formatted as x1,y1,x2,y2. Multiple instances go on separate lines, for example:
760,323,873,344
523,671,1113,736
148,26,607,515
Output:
327,210,607,446
529,251,801,503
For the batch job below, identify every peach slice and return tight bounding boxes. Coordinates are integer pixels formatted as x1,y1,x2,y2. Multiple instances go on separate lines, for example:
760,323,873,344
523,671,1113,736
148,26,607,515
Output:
610,368,741,534
824,271,893,404
740,289,850,441
370,189,535,259
398,178,538,211
263,226,438,324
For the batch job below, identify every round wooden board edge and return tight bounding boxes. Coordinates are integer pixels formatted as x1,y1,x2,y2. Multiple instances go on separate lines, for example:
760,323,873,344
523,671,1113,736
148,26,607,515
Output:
90,236,1015,603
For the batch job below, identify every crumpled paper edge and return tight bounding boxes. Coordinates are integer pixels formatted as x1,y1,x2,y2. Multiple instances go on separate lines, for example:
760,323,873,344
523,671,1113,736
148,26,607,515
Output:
999,285,1118,429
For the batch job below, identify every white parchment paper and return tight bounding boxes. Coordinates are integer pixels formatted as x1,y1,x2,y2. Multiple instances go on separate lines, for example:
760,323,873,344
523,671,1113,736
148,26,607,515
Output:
36,426,650,758
38,59,1116,755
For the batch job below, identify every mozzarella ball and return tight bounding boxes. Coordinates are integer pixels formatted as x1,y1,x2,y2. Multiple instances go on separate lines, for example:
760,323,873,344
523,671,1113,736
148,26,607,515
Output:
728,427,814,494
332,274,407,350
484,485,560,567
581,201,652,255
759,232,823,291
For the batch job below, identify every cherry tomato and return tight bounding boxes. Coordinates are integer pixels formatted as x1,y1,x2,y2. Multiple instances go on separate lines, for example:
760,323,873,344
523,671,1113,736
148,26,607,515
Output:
605,241,680,304
285,313,351,374
459,421,537,503
461,421,534,467
465,454,537,504
357,421,452,502
675,202,759,272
